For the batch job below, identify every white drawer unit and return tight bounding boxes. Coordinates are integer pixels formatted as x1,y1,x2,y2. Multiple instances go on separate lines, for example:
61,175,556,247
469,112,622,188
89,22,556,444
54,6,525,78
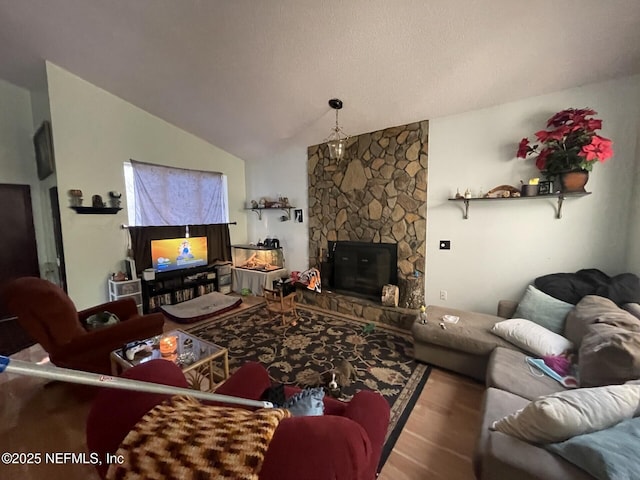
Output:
215,263,232,293
108,278,143,314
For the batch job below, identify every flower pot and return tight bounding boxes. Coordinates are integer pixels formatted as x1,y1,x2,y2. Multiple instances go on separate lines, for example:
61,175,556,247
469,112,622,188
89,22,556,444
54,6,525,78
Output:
558,170,589,193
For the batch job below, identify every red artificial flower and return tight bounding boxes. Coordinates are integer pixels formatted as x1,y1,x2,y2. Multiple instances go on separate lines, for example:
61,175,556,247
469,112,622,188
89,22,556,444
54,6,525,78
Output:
535,126,569,142
585,118,602,131
536,149,551,170
574,108,597,117
517,138,530,158
547,110,572,127
546,108,597,128
581,135,614,162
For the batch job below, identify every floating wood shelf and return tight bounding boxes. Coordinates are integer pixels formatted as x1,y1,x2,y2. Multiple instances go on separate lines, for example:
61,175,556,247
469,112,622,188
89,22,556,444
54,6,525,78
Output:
245,206,295,220
70,206,122,214
448,192,591,219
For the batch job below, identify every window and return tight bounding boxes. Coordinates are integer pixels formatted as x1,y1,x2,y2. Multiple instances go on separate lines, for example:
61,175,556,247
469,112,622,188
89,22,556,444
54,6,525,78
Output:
124,160,229,226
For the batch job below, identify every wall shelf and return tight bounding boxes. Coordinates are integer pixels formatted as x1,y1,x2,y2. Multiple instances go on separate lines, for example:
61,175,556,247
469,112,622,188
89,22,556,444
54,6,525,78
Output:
70,206,122,214
448,192,591,219
246,206,295,220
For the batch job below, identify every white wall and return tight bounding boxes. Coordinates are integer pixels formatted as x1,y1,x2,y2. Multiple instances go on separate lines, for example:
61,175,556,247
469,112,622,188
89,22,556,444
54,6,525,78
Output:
0,77,54,277
46,62,248,309
426,75,640,314
245,144,309,273
29,80,60,284
626,120,640,274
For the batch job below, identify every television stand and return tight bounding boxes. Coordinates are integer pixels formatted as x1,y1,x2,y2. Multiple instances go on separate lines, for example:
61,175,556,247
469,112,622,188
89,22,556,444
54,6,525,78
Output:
141,264,228,313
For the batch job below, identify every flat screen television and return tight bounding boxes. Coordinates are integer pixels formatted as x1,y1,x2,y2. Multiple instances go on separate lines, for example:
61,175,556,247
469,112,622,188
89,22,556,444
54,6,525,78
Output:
151,237,208,273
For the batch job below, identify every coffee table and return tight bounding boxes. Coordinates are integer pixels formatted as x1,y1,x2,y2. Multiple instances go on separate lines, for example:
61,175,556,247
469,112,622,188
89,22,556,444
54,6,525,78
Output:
110,329,229,391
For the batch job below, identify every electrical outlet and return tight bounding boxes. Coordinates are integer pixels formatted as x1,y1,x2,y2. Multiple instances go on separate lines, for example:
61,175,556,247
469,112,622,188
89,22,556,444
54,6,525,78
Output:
440,290,447,301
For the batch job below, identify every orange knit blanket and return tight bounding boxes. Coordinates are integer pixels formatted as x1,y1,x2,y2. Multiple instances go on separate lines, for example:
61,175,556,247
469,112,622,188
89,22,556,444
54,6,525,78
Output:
106,395,290,480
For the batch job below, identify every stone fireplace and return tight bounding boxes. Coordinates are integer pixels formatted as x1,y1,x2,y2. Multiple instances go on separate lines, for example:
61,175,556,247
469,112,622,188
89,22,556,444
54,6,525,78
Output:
306,120,428,315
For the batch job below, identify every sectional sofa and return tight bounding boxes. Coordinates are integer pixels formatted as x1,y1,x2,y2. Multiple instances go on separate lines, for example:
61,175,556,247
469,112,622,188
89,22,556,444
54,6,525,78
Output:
412,273,640,480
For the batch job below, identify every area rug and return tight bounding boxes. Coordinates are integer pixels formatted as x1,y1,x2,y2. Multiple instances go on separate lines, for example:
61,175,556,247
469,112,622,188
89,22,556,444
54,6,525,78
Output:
188,303,431,470
160,292,242,324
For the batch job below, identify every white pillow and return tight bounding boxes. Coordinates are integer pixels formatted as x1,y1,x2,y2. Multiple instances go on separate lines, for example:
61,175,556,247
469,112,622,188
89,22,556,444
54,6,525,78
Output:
492,384,640,443
491,318,573,356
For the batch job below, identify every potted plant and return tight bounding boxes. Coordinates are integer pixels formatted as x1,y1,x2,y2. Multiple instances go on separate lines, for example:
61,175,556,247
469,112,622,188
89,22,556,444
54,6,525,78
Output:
516,108,614,192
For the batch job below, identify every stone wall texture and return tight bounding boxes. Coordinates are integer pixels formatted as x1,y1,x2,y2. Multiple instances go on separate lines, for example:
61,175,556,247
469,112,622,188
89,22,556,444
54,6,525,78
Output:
307,120,428,305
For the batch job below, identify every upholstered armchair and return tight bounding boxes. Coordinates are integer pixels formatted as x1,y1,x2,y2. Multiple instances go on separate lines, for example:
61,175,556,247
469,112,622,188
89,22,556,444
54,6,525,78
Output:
87,360,390,480
2,277,164,374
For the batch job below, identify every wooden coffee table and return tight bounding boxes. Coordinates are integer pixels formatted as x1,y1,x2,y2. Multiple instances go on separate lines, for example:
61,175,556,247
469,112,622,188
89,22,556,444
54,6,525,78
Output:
110,329,229,391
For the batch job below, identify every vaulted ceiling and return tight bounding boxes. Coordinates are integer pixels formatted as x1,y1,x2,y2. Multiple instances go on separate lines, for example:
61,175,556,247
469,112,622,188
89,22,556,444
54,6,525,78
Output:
1,0,639,162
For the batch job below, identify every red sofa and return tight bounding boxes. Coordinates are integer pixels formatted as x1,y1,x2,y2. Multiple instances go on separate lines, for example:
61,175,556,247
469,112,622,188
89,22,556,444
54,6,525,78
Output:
86,360,390,480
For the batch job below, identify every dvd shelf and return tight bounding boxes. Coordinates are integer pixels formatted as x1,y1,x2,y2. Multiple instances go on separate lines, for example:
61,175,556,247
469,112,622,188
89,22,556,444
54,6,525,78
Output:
141,264,230,313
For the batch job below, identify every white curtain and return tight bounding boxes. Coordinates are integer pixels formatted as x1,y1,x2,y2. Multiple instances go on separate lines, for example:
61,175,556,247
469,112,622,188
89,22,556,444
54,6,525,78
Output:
130,160,228,226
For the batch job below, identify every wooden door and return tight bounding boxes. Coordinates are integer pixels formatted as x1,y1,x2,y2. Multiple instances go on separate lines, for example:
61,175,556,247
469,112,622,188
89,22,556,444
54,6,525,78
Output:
0,184,40,319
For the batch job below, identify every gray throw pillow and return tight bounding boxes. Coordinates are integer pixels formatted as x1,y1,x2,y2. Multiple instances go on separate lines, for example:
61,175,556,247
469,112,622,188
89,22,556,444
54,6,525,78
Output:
85,311,120,330
513,285,573,335
546,417,640,480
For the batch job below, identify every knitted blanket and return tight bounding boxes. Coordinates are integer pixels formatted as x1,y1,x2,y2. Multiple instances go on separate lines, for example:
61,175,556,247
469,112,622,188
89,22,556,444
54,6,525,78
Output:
106,396,290,480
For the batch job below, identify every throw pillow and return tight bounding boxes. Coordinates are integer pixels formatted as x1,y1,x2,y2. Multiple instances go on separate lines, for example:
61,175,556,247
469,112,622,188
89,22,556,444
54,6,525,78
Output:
85,311,120,330
622,302,640,321
282,387,325,417
579,323,640,387
513,285,574,334
565,295,640,349
545,416,640,480
491,318,574,357
492,384,640,444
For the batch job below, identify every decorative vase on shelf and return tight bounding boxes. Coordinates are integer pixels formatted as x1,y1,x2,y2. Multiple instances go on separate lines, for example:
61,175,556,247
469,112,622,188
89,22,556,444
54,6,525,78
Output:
558,170,589,193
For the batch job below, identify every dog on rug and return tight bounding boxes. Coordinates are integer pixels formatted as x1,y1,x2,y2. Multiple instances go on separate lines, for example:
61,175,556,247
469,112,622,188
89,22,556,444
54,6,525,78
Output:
323,359,357,393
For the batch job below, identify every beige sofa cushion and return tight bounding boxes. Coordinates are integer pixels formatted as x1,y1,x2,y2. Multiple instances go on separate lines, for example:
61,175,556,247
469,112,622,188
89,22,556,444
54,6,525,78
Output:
492,384,640,444
564,295,640,348
579,323,640,387
486,347,566,401
413,306,516,355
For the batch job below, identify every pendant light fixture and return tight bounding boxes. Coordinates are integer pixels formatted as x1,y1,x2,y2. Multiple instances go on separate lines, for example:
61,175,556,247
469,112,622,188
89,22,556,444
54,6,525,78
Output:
325,98,349,162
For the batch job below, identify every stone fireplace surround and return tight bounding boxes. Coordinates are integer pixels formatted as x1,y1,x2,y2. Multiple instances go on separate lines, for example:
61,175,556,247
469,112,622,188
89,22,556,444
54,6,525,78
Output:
302,120,428,328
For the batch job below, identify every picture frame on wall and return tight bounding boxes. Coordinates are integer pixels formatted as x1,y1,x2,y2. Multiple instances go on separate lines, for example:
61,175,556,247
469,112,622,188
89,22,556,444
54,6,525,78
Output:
33,121,56,180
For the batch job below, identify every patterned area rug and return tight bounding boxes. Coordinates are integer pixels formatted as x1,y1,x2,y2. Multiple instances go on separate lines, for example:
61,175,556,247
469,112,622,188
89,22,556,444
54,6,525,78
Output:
188,303,431,469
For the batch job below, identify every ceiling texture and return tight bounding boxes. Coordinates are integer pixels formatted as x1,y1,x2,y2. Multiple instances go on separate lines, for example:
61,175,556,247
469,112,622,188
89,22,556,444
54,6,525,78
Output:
1,0,640,163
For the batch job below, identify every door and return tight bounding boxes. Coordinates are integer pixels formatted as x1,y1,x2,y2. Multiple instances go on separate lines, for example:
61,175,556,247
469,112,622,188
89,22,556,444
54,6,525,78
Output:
0,184,40,319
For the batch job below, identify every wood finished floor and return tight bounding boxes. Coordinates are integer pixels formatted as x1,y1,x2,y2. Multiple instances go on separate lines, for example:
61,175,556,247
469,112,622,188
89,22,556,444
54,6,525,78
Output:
0,299,485,480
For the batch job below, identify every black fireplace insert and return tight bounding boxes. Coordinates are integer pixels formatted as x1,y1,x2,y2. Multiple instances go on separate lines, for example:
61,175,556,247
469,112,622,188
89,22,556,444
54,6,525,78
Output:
327,241,398,300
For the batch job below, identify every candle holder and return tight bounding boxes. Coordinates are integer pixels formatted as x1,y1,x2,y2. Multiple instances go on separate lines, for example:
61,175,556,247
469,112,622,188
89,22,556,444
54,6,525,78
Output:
159,335,178,359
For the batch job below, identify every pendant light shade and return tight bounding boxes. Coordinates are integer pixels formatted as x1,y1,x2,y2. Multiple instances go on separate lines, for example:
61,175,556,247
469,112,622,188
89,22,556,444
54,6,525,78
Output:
325,98,349,162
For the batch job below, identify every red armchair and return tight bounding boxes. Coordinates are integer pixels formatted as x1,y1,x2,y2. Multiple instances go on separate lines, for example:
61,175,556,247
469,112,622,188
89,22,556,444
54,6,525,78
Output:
2,277,164,374
86,360,391,480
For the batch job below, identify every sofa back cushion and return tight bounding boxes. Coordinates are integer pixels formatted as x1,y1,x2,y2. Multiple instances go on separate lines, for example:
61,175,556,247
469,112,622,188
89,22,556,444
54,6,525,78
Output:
564,295,640,348
579,323,640,387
